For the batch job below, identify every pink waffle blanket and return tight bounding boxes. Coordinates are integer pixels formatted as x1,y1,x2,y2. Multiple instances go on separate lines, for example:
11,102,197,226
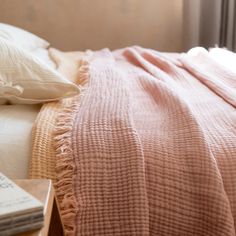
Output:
34,47,236,235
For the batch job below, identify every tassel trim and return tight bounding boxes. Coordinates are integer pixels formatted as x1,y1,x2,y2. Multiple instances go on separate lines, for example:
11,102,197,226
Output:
54,58,90,235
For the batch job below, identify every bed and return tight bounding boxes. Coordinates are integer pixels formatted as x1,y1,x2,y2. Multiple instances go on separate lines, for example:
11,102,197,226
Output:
0,23,236,236
0,30,58,179
0,104,40,178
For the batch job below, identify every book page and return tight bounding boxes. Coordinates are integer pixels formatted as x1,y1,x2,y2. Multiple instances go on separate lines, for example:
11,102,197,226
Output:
0,173,43,219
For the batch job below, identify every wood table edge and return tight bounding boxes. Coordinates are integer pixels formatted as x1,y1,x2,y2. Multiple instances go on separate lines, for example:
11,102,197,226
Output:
14,179,64,236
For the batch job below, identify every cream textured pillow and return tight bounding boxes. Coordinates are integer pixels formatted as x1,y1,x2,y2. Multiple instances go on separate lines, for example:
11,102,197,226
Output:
0,23,49,51
32,47,57,69
0,38,80,104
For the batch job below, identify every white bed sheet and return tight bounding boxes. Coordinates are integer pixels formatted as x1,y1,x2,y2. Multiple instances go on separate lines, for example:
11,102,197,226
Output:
0,105,41,179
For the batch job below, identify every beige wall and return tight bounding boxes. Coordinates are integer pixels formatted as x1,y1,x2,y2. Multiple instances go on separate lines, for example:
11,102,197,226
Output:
0,0,183,52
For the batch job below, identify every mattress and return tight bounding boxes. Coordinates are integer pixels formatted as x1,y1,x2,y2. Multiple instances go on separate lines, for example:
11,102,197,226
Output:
0,104,41,179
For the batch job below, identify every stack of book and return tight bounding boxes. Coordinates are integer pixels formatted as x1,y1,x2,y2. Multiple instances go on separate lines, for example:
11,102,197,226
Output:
0,173,44,235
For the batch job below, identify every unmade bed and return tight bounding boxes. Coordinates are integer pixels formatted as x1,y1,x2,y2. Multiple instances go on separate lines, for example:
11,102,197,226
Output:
0,24,236,236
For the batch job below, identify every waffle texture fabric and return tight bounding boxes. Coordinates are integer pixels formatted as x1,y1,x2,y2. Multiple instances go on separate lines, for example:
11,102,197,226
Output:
30,47,236,236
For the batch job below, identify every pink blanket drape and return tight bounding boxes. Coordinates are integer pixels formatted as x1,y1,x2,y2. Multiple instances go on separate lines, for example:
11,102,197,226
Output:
46,47,236,235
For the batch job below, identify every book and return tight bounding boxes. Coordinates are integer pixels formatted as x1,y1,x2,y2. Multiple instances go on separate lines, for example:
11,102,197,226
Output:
0,172,44,235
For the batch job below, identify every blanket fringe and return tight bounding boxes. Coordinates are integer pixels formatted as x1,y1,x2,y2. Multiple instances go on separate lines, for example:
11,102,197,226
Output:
54,59,89,236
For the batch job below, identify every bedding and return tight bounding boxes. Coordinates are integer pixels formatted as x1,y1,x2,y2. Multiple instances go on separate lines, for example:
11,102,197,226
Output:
209,47,236,73
0,44,58,179
0,104,41,179
30,46,236,236
0,23,49,51
0,38,80,104
32,47,57,69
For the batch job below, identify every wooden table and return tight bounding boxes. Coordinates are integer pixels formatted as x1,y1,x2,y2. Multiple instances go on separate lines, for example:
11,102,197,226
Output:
14,179,64,236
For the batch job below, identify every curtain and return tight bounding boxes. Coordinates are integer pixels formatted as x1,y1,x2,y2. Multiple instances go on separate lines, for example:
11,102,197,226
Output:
220,0,236,50
183,0,236,51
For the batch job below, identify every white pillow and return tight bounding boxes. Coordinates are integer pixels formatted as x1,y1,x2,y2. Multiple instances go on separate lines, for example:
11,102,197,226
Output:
209,48,236,73
0,38,80,104
0,23,49,51
32,47,57,69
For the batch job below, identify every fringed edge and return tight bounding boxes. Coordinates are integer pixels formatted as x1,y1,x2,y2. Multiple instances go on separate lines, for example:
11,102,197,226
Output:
76,59,90,86
53,58,90,236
